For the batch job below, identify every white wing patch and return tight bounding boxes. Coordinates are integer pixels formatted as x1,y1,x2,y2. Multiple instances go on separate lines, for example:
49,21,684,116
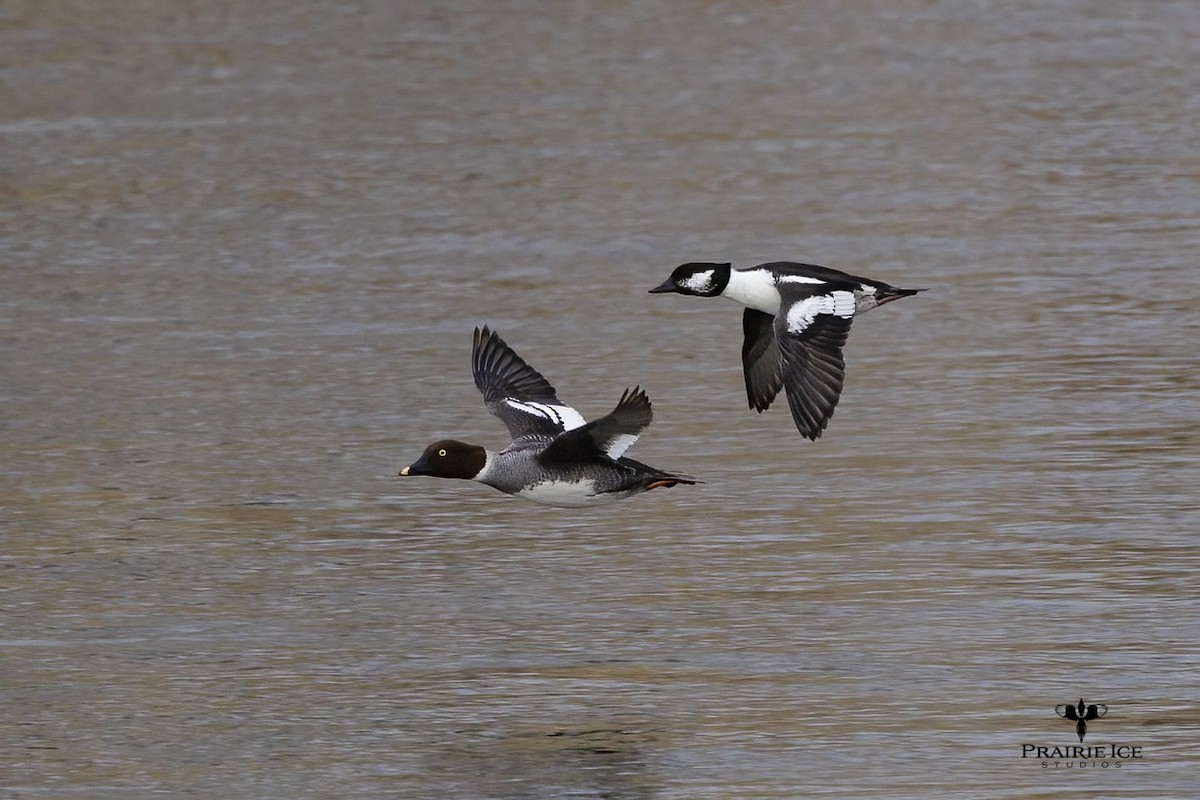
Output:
777,274,826,285
604,433,639,460
504,400,587,431
784,291,856,334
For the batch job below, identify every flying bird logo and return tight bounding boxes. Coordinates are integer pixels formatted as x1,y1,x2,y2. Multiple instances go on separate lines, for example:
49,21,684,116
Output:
1055,698,1108,742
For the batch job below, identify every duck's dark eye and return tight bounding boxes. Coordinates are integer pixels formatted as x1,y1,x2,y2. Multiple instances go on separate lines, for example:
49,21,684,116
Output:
438,448,447,457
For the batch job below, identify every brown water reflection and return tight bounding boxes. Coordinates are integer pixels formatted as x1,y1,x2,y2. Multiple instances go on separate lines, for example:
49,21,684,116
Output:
3,1,1199,798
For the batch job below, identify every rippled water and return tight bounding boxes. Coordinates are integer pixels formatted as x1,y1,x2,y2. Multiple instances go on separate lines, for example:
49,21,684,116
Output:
3,1,1199,797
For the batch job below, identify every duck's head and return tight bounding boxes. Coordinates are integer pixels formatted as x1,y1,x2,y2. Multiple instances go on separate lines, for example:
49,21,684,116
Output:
649,262,732,297
400,439,487,480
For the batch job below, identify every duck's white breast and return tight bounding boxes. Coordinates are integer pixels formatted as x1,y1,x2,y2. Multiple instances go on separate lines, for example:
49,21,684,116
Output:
722,269,783,314
516,479,617,507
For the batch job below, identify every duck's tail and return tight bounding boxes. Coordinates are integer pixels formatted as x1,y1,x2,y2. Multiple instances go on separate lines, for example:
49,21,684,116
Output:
643,466,701,491
617,456,700,493
645,475,699,491
875,285,927,307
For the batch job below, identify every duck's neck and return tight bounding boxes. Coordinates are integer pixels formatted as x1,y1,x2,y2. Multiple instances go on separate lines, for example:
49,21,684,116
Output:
722,269,781,314
471,449,498,483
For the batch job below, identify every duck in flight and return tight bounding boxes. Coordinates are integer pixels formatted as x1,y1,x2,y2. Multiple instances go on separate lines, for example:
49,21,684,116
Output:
650,261,924,440
400,326,696,506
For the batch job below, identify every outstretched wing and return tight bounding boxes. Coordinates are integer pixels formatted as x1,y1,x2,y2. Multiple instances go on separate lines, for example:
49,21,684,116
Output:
774,287,855,441
540,387,653,464
472,326,586,439
742,308,784,413
1085,704,1108,721
1055,704,1080,721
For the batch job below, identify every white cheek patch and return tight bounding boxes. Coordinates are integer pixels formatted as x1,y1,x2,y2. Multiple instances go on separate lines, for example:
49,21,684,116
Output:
682,270,714,292
604,433,639,460
777,274,826,285
785,291,856,334
506,400,587,431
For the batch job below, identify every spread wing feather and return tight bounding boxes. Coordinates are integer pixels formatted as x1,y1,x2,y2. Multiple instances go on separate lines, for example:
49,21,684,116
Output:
471,326,586,439
772,289,854,441
540,387,653,464
742,308,784,413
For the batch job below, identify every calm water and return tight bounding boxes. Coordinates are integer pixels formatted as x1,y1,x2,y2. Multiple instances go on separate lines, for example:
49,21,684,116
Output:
3,1,1199,797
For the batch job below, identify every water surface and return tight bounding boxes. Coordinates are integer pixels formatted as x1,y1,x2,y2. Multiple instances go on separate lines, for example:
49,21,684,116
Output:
3,1,1198,797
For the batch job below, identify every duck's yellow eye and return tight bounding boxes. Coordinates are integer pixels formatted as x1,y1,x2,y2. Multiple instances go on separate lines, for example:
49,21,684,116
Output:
438,448,447,457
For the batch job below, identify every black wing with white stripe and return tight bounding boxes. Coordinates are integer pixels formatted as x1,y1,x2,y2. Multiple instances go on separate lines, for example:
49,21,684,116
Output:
773,288,856,441
472,326,586,439
540,387,653,464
